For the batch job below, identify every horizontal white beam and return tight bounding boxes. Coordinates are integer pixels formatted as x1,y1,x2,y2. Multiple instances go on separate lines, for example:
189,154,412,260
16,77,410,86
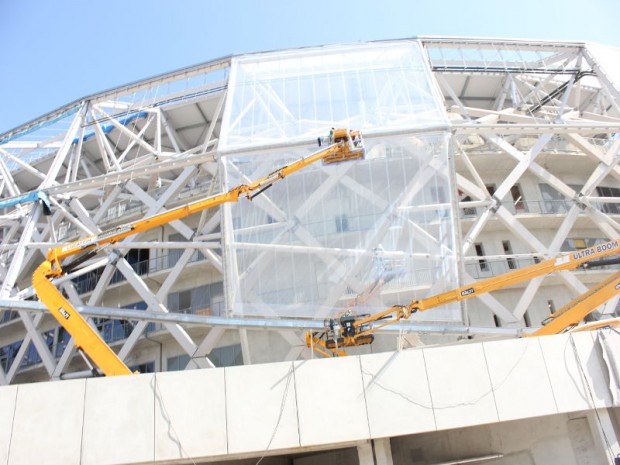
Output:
0,299,532,337
454,123,620,134
4,241,221,250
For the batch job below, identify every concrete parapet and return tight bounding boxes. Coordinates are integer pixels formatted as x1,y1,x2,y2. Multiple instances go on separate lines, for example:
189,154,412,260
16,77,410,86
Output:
0,331,618,464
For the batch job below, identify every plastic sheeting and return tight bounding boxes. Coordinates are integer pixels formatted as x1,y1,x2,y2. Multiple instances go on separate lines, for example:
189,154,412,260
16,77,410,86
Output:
598,330,620,405
220,41,448,152
221,134,459,321
219,41,458,322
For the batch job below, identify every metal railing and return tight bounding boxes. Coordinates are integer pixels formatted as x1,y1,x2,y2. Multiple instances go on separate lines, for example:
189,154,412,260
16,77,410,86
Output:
461,198,620,218
465,257,538,279
464,255,620,279
73,250,208,294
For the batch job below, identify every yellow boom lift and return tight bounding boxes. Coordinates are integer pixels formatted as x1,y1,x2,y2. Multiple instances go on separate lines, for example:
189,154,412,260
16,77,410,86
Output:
307,240,620,357
33,129,365,376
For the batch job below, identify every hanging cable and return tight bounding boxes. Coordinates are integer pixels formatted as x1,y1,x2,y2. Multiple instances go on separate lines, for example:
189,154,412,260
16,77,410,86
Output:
569,333,616,463
151,374,198,465
254,365,295,465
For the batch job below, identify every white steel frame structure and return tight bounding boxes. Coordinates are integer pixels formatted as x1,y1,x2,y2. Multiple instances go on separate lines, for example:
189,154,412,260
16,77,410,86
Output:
0,37,619,384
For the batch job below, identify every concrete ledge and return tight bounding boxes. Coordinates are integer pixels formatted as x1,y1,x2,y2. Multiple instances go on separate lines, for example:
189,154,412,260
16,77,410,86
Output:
82,373,155,465
0,385,16,465
361,349,435,437
10,381,81,465
226,361,299,454
154,368,227,462
2,331,617,464
295,356,370,447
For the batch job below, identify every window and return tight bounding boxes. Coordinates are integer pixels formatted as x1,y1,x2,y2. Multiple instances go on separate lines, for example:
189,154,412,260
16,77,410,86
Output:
56,326,71,358
168,290,192,313
211,295,225,317
168,282,224,315
167,354,190,371
0,310,18,324
21,330,54,368
110,248,150,283
539,183,567,214
502,241,516,270
167,233,184,268
475,243,488,272
431,186,446,203
596,186,620,214
168,233,205,268
461,195,477,217
211,344,243,368
335,214,349,233
126,248,149,275
573,239,587,250
121,301,155,333
561,238,603,252
511,185,527,212
95,318,133,343
73,268,102,294
130,361,155,373
0,341,22,372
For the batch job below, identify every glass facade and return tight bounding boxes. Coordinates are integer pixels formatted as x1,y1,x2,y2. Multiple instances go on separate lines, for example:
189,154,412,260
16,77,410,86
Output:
219,42,459,322
220,42,447,151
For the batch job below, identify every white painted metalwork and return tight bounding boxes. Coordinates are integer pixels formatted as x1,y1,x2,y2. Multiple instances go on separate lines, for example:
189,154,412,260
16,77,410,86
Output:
0,38,618,383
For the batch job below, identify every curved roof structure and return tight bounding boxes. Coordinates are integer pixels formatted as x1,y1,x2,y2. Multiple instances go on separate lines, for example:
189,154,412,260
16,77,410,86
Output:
0,37,620,384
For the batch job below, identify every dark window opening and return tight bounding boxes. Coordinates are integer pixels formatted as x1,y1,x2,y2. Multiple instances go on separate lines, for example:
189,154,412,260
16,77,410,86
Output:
335,214,349,233
475,243,488,272
167,354,190,372
597,186,620,214
502,241,516,270
130,361,155,373
511,185,527,212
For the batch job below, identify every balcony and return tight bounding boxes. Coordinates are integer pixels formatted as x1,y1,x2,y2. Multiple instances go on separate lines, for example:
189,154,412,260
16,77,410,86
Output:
464,255,620,280
461,198,620,219
72,250,208,295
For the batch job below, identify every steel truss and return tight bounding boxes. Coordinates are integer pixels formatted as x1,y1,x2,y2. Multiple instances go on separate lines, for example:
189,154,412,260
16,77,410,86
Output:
0,38,618,383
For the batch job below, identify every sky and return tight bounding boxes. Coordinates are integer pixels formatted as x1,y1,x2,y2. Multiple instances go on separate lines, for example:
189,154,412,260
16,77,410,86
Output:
1,0,619,134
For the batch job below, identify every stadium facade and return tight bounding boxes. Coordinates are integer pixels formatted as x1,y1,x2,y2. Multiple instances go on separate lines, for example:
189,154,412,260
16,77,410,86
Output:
0,37,620,464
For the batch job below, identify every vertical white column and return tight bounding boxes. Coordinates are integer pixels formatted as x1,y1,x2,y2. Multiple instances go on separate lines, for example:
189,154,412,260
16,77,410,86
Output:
357,441,374,465
373,439,394,465
587,409,620,465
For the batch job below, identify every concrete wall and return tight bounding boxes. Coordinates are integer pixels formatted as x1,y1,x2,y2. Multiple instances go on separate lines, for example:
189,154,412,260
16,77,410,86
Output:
0,331,618,464
391,413,607,465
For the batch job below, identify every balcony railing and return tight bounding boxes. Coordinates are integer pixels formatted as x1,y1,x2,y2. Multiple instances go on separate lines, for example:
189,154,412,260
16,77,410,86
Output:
73,250,208,295
465,255,620,279
465,257,538,279
461,198,620,218
57,179,217,242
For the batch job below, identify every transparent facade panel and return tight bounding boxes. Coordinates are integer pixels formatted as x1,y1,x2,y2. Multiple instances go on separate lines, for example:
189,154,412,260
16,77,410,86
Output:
0,108,80,170
222,133,460,322
114,67,228,107
426,43,579,73
220,41,458,323
220,41,447,151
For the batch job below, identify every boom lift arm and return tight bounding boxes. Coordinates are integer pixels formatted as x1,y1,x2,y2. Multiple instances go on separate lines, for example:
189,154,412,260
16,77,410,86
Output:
33,129,365,376
307,239,620,356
